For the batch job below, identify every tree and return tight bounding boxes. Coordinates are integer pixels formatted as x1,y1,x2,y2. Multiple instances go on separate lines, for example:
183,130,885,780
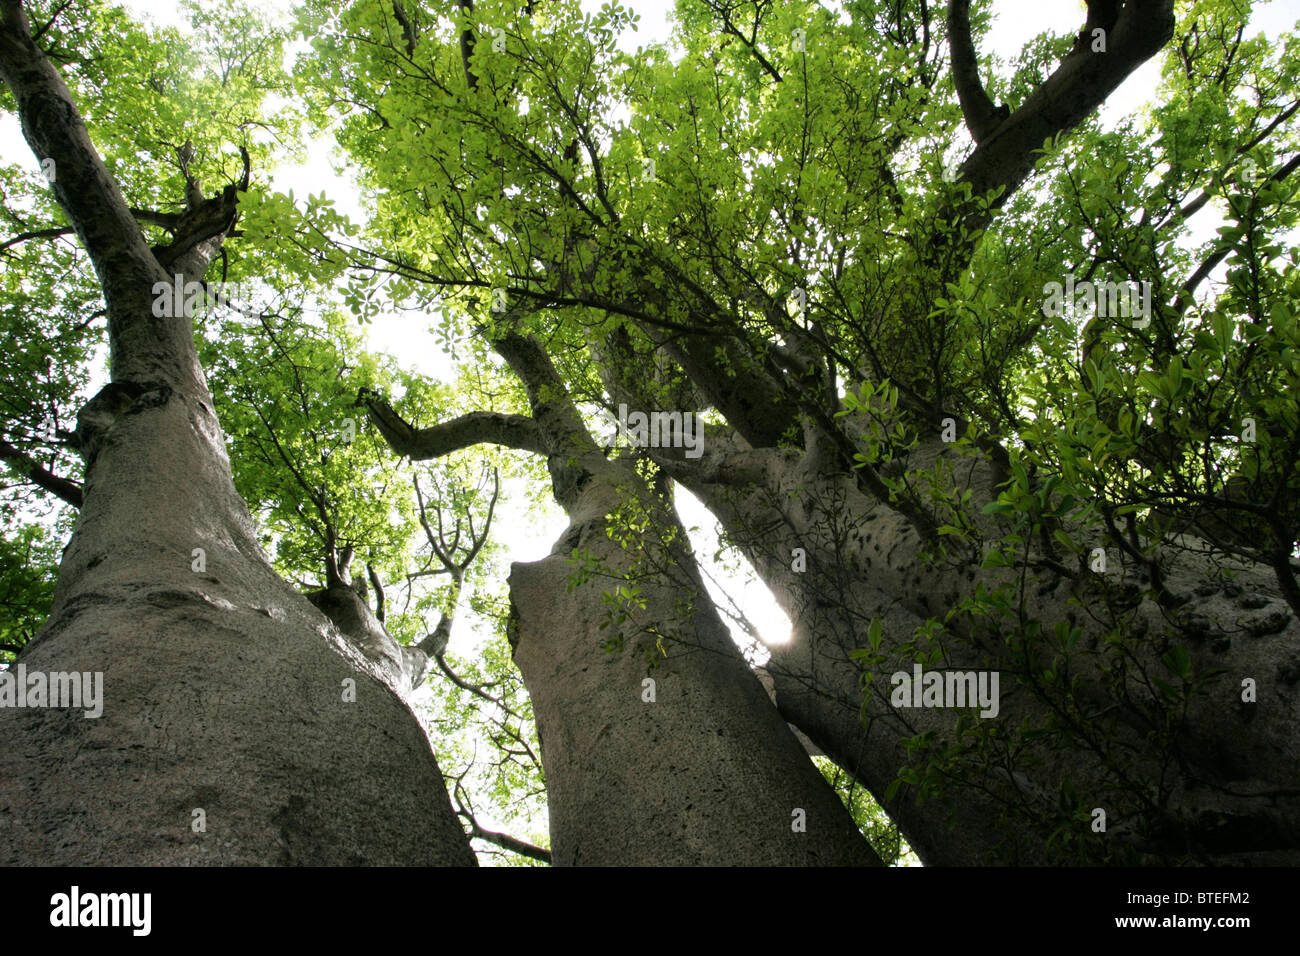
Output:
309,0,1300,865
3,0,1298,869
0,0,472,865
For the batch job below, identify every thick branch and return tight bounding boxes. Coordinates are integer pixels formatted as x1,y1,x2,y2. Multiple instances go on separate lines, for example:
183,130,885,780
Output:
356,389,547,459
0,439,82,507
417,614,454,661
391,0,417,55
0,1,245,386
490,329,599,457
947,0,1008,144
0,0,154,280
948,0,1175,229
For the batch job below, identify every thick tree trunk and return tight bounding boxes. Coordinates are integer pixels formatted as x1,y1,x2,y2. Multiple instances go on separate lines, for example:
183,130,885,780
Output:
674,432,1300,865
367,331,881,864
1,392,473,865
0,0,474,866
508,463,879,865
598,294,1300,863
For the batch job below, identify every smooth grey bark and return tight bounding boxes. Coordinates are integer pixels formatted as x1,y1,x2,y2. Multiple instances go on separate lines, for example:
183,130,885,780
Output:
508,461,878,865
665,428,1300,865
0,0,474,865
594,299,1300,865
344,0,1200,866
570,0,1299,865
367,329,881,865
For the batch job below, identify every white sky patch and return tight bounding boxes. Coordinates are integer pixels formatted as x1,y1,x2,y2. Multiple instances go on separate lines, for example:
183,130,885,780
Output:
674,484,790,661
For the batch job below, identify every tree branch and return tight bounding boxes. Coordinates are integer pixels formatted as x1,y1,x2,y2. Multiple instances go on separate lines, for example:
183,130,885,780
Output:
0,0,246,385
356,388,547,459
450,779,550,863
946,0,1008,144
1172,152,1300,316
457,0,478,91
947,0,1175,230
466,819,551,864
0,223,74,254
489,328,601,458
0,438,82,507
391,0,417,55
712,2,781,83
0,0,151,272
366,562,386,623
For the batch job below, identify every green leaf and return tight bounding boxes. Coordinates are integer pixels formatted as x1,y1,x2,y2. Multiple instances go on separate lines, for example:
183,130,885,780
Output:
1161,646,1192,680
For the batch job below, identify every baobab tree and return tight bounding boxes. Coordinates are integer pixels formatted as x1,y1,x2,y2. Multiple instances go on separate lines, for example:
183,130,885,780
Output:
0,0,474,865
314,0,1300,864
3,0,1298,867
0,0,876,867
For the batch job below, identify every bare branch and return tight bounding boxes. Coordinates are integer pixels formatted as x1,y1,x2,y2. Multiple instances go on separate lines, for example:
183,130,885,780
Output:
0,438,82,507
366,562,386,623
946,0,1008,144
466,820,551,864
451,779,550,863
356,388,547,459
408,465,500,682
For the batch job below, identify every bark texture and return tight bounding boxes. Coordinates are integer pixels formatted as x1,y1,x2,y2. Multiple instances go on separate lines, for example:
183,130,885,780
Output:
571,0,1297,865
508,464,879,865
0,0,473,866
368,330,882,865
673,429,1300,865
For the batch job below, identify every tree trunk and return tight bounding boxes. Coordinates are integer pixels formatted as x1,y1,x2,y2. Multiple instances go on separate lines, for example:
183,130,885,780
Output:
508,463,879,865
0,1,474,866
673,431,1300,865
367,330,881,864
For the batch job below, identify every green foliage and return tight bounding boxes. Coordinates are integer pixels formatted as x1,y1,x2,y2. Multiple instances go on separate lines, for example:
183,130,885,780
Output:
812,755,916,866
0,0,303,658
0,522,64,662
5,0,1298,866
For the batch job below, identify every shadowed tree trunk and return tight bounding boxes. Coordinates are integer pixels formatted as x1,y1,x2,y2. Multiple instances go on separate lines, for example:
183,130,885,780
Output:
647,396,1300,865
0,0,473,866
